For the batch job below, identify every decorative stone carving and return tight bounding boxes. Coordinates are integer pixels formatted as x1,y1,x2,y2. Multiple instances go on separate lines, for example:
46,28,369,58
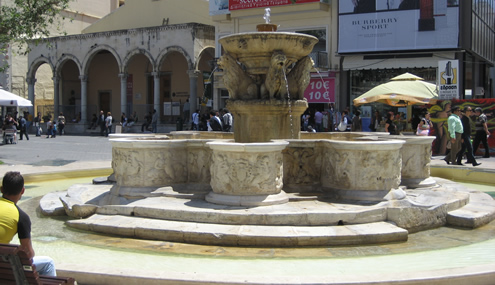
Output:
261,51,288,100
321,139,405,201
286,56,314,100
381,135,436,188
187,144,212,184
112,139,187,187
206,141,289,206
217,53,259,100
112,148,144,187
218,32,317,102
283,143,321,188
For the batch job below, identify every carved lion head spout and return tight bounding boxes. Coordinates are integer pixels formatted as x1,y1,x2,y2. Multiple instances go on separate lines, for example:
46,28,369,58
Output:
287,56,314,100
262,51,289,100
217,53,259,100
271,50,287,68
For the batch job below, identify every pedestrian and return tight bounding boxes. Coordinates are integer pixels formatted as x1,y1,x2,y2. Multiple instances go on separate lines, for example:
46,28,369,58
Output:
142,111,152,132
191,109,199,130
208,110,223,131
456,107,481,167
52,121,57,138
222,108,233,132
25,111,32,134
105,112,113,137
472,107,490,158
57,112,65,136
314,109,323,132
444,106,463,165
183,99,190,124
370,110,380,132
34,112,42,136
121,113,128,132
151,109,158,133
126,112,137,130
416,111,433,136
385,112,397,135
89,114,98,130
46,119,54,138
351,110,362,132
19,116,29,140
98,110,105,136
0,171,57,276
302,110,310,131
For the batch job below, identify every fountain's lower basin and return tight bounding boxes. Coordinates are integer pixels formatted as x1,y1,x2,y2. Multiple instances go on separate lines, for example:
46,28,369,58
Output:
39,131,495,247
24,176,495,284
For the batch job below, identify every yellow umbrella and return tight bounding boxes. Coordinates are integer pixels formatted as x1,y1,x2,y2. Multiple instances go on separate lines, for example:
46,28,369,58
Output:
353,73,438,107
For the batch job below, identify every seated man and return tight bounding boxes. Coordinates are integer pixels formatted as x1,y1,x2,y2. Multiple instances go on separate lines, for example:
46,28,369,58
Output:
0,171,57,276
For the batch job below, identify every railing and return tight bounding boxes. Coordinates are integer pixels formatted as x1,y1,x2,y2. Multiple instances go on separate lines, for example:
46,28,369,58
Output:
310,51,328,69
36,104,189,125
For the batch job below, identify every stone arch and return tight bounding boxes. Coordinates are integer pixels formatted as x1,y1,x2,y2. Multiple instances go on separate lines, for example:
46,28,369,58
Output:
195,46,215,71
55,53,83,77
82,44,123,75
123,48,156,73
157,46,194,72
27,56,55,79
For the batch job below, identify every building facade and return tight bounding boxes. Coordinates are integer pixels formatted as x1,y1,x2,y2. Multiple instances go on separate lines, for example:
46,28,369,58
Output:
1,0,122,113
26,0,215,130
339,0,495,113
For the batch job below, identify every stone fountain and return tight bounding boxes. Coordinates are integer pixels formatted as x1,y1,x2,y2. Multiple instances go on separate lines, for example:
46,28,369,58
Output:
40,10,495,247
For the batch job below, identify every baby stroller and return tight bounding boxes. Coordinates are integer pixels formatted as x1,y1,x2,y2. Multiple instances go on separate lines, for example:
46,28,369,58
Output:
2,128,17,144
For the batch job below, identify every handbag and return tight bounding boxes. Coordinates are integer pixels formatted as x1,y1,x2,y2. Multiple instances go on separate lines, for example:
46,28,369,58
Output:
338,121,347,132
416,127,429,136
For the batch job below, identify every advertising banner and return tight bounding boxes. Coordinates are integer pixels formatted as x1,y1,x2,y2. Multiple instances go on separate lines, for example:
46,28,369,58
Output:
438,59,459,100
210,0,229,15
338,0,459,53
303,77,335,103
228,0,321,11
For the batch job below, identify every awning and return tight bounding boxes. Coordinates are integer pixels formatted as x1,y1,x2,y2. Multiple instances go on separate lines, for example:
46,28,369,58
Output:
341,52,456,70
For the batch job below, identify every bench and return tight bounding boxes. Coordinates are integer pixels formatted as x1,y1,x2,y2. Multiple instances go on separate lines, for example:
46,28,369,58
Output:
0,243,76,285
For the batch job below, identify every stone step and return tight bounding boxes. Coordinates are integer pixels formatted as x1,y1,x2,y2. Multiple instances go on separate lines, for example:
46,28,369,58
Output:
67,215,408,247
96,196,389,226
447,191,495,228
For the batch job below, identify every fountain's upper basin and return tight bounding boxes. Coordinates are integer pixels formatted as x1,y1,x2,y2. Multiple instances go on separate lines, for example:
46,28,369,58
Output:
218,32,318,74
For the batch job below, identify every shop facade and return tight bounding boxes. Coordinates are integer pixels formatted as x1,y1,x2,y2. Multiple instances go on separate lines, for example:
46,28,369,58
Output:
338,0,495,125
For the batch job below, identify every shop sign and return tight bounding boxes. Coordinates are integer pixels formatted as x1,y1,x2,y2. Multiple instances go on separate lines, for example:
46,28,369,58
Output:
229,0,321,11
303,77,335,103
438,60,459,100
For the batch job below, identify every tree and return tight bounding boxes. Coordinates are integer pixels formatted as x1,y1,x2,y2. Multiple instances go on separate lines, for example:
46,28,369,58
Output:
0,0,72,72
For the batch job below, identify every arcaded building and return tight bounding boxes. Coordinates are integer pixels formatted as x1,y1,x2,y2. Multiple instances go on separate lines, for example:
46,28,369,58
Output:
27,0,215,131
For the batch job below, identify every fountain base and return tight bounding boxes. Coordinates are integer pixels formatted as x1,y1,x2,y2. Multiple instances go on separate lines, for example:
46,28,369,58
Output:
227,99,308,143
205,191,289,207
57,177,495,247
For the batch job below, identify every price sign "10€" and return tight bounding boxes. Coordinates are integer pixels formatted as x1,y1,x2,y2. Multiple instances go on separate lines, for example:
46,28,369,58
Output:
303,77,335,103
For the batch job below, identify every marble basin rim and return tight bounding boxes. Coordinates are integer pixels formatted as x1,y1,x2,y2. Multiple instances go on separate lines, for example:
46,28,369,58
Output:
218,32,318,74
207,140,290,152
322,138,406,150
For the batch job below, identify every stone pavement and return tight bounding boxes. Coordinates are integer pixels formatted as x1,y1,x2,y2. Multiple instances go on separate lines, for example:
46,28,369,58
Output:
0,134,112,177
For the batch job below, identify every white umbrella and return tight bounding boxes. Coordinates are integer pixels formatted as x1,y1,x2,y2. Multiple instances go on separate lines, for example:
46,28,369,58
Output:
353,73,438,107
0,87,33,107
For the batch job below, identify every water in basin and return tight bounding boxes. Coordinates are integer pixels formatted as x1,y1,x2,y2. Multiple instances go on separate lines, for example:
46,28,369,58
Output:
19,176,495,280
